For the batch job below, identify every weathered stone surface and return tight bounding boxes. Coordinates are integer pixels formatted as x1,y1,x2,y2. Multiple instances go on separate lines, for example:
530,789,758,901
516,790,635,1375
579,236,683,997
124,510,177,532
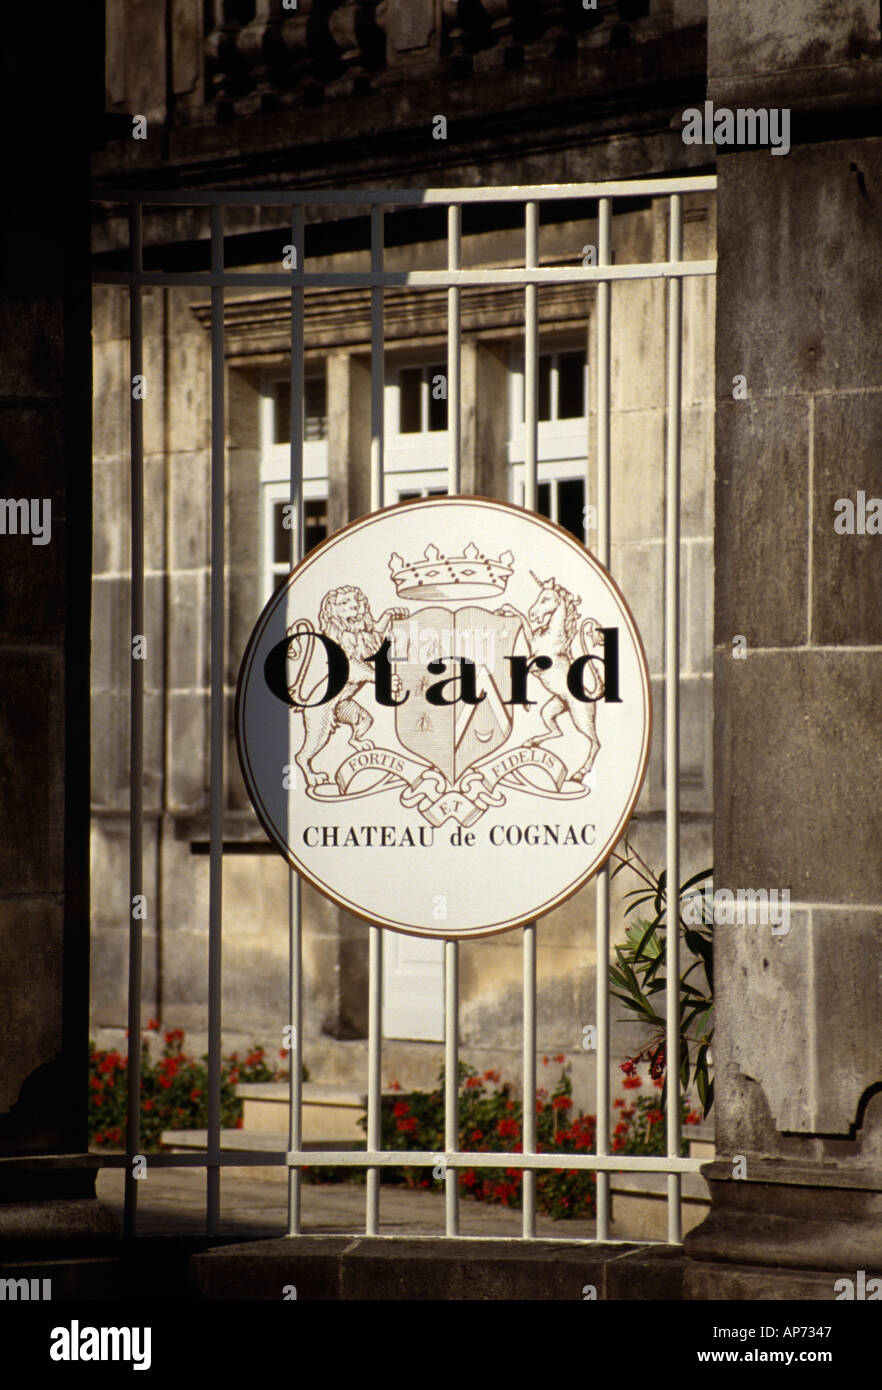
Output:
714,397,809,650
716,144,882,399
0,900,64,1116
190,1234,673,1300
708,0,882,104
811,390,882,646
0,650,64,894
0,408,66,645
714,648,882,904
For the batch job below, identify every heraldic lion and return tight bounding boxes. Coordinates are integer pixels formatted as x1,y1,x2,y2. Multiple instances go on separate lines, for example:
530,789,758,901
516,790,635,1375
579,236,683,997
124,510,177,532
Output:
286,586,408,790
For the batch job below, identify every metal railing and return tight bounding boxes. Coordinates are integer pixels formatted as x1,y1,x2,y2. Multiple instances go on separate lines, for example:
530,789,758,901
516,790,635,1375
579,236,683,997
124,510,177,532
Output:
91,177,717,1242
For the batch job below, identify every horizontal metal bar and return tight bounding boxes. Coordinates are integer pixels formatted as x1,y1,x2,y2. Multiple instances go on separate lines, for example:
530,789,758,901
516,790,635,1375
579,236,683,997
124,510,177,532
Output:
93,261,716,290
91,178,717,208
285,1151,705,1173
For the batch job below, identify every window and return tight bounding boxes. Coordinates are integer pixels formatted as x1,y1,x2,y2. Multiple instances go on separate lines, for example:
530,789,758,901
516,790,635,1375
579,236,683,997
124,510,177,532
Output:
269,497,328,590
508,340,590,545
537,476,587,543
273,376,328,444
397,364,448,434
260,365,329,600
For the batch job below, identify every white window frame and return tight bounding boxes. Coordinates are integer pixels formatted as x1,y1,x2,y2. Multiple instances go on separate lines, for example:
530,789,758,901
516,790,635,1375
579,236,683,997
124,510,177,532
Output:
384,355,449,481
260,370,329,602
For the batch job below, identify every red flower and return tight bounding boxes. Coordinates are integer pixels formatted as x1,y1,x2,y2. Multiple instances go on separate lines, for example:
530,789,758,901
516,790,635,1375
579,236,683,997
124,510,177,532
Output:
393,1101,410,1118
620,1060,636,1076
464,1076,482,1089
685,1111,702,1125
613,1097,625,1108
552,1095,572,1110
235,1116,243,1129
159,1076,172,1089
279,1048,288,1059
554,1053,565,1063
614,1122,628,1136
461,1168,477,1188
147,1017,159,1031
497,1118,520,1139
542,1056,549,1065
482,1070,500,1083
190,1088,202,1102
144,1100,154,1112
470,1129,483,1142
647,1109,663,1125
94,1132,105,1144
612,1135,625,1152
90,1076,103,1091
396,1116,418,1133
388,1080,402,1091
652,1077,664,1090
93,1095,103,1107
623,1075,642,1090
504,1100,514,1111
420,1178,429,1188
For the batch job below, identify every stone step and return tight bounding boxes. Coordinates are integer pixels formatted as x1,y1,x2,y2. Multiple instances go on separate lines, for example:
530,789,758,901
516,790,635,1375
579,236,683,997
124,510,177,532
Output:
159,1128,363,1152
237,1082,368,1142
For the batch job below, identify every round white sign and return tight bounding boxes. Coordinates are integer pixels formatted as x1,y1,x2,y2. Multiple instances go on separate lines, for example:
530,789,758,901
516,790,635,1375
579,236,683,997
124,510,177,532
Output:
236,497,651,937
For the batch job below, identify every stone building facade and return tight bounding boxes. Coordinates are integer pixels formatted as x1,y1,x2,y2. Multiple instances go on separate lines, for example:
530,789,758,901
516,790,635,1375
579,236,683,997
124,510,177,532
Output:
2,0,880,1300
91,0,717,1106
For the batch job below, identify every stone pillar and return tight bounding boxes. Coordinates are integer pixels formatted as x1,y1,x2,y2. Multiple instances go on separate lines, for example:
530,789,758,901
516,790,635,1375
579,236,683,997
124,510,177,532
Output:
0,12,116,1246
460,338,509,499
685,0,882,1298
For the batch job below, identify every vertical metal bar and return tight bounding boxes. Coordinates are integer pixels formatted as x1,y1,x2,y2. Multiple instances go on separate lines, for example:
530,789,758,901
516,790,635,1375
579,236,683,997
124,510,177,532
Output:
206,203,226,1236
447,204,461,497
366,926,383,1234
287,205,305,1237
370,206,384,513
523,202,539,513
444,940,460,1234
124,203,144,1240
444,202,462,1234
521,199,540,1236
665,193,683,1243
594,195,612,1241
366,203,385,1234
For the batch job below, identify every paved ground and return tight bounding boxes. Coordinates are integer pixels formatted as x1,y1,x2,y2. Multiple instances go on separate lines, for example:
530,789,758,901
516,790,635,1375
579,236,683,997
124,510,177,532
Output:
97,1166,616,1241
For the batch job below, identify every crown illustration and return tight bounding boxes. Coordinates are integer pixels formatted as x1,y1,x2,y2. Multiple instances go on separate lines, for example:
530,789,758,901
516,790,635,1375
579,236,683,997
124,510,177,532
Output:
388,542,514,601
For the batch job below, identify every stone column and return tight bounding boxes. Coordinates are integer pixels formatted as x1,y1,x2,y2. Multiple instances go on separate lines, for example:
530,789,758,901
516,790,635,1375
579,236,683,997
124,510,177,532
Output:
685,0,882,1298
0,12,116,1248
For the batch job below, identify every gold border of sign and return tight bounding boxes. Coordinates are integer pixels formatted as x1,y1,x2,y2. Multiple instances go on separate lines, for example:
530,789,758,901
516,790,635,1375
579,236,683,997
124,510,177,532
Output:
235,496,652,939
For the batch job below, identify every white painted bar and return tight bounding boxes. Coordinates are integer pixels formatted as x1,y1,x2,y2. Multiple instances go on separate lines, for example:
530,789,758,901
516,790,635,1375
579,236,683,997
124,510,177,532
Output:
94,261,716,290
370,207,385,513
447,204,461,497
444,941,460,1235
123,203,144,1240
288,206,305,1238
285,1150,704,1173
206,204,226,1235
665,193,684,1244
521,200,539,1237
92,177,717,206
366,203,386,1235
593,195,613,1242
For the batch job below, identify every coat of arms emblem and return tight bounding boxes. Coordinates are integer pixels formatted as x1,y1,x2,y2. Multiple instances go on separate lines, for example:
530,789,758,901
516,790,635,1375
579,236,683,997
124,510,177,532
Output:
280,539,609,828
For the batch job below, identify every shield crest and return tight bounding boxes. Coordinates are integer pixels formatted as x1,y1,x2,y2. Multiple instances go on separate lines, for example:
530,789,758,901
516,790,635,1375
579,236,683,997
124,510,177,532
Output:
391,605,522,783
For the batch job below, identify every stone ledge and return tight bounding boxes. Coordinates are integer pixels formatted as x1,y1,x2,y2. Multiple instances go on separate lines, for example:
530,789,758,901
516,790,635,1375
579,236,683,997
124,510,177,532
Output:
190,1235,688,1301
